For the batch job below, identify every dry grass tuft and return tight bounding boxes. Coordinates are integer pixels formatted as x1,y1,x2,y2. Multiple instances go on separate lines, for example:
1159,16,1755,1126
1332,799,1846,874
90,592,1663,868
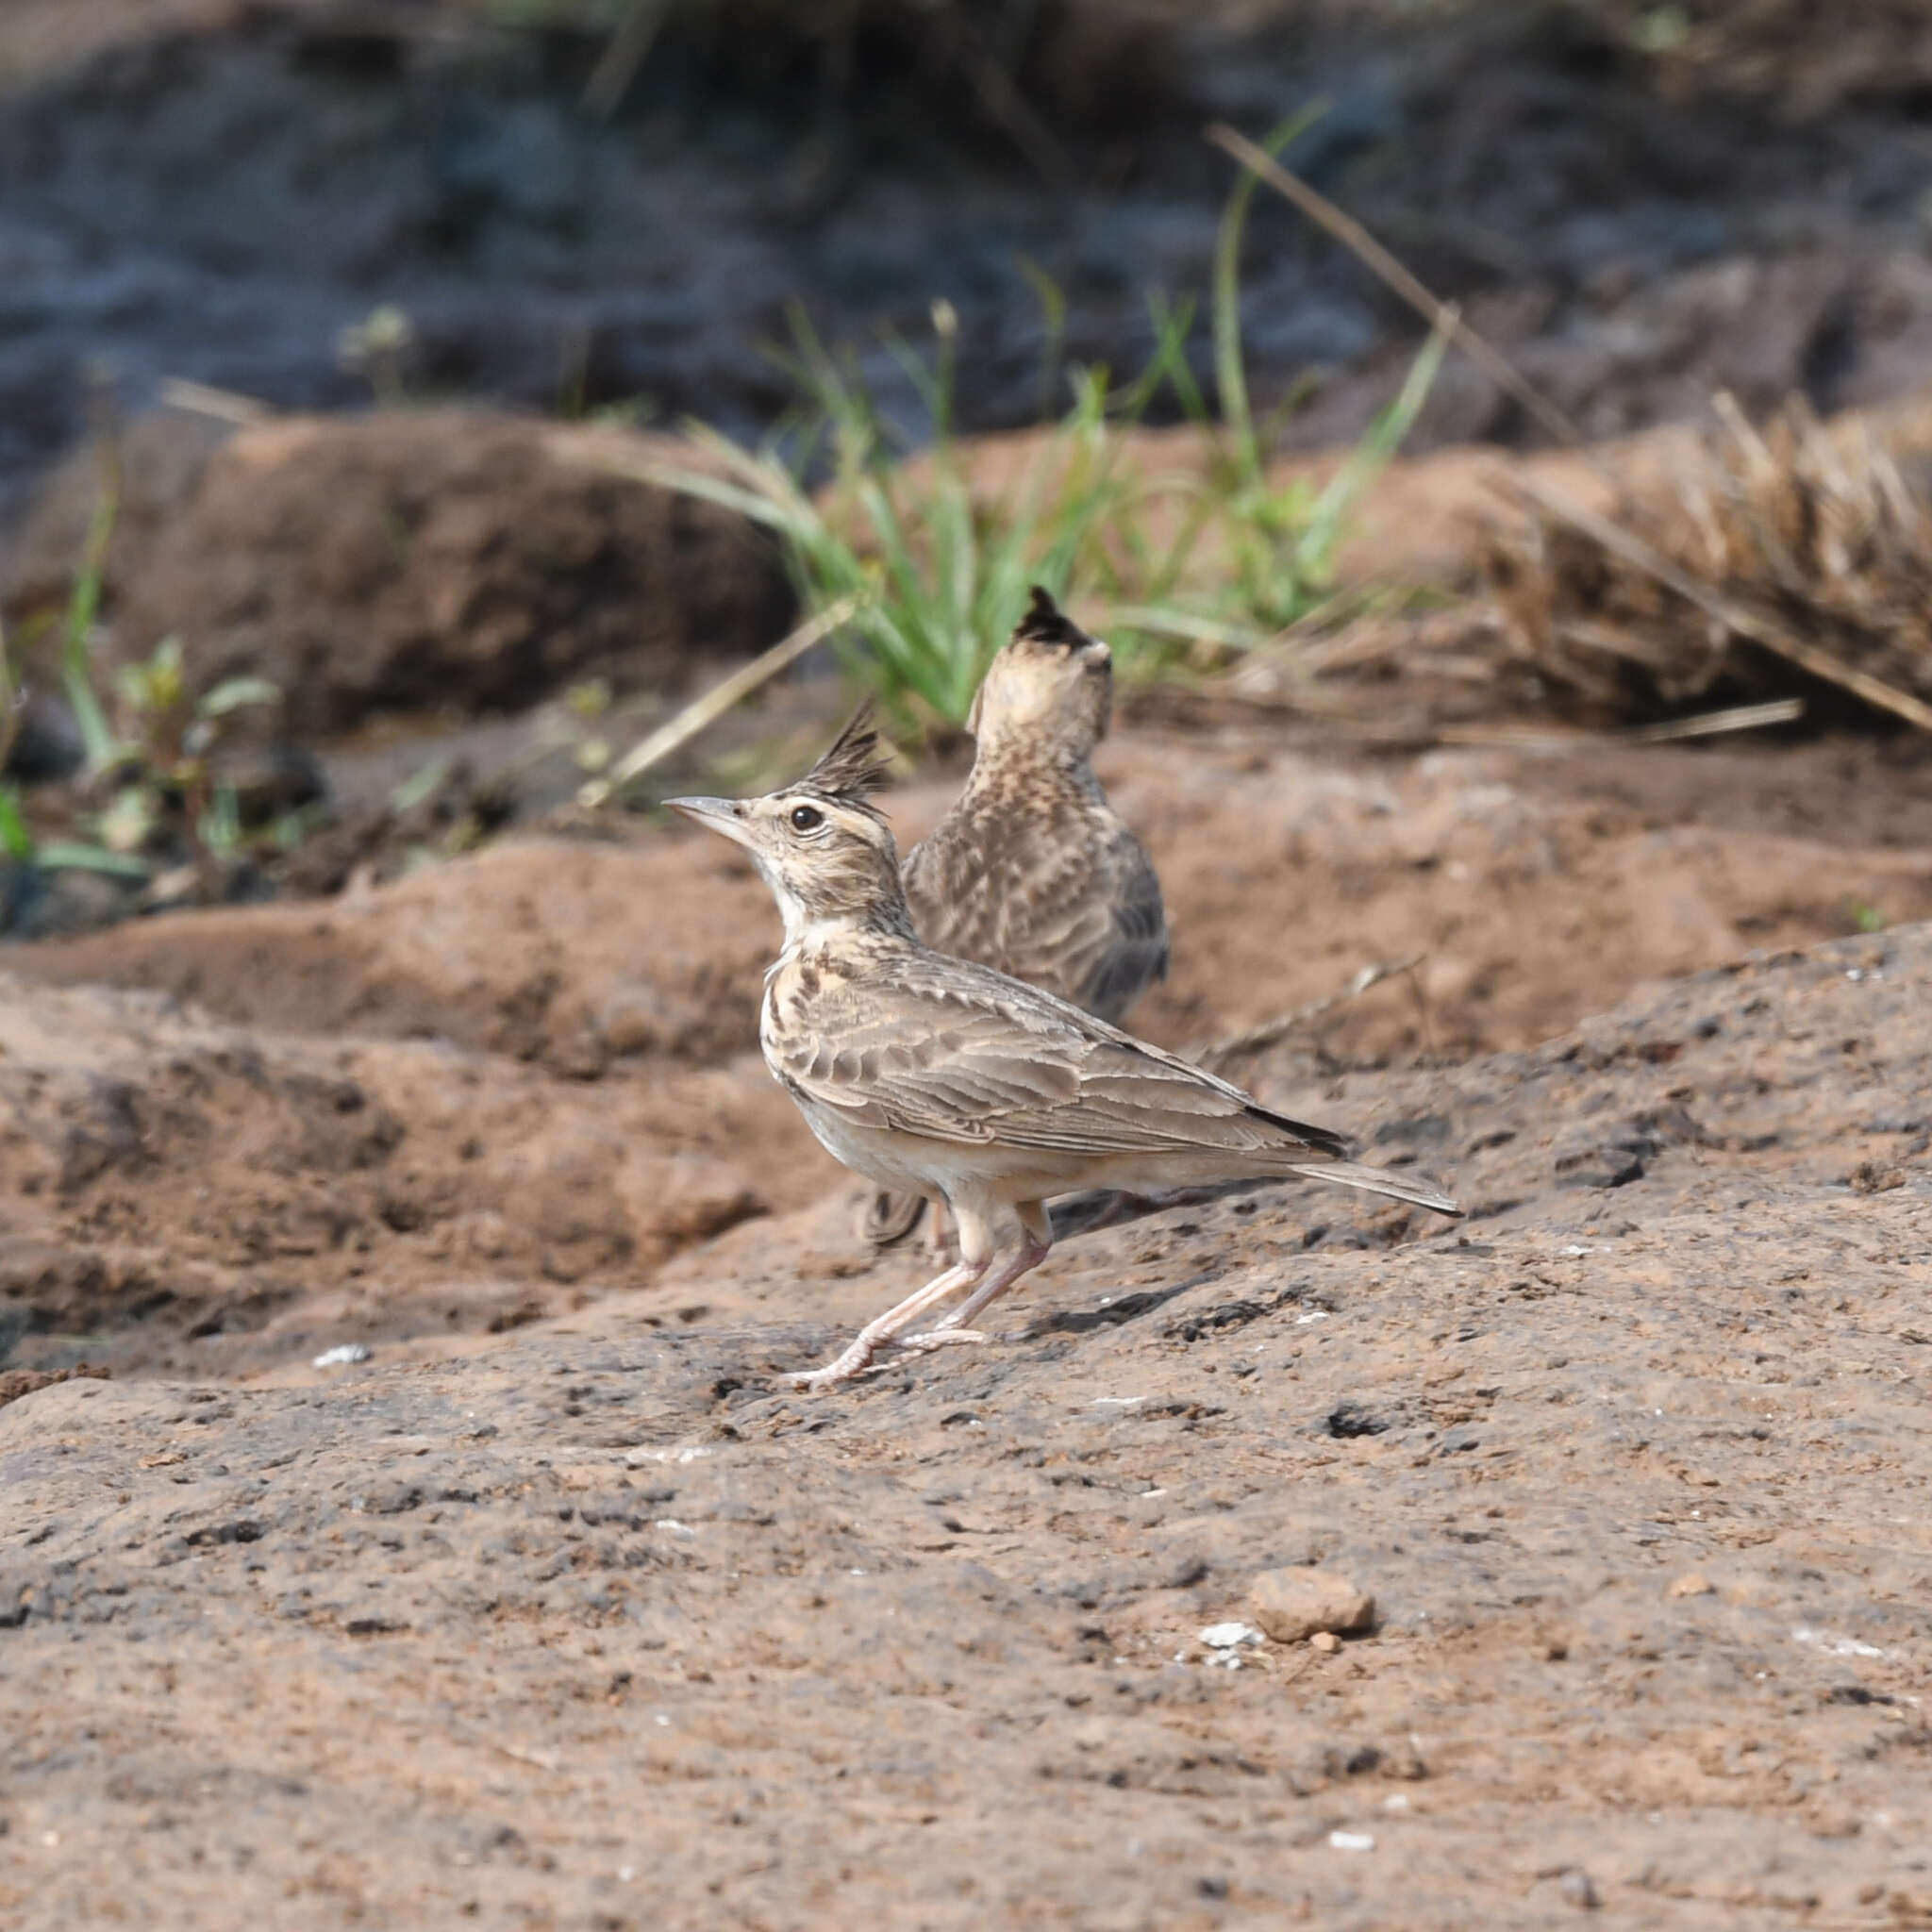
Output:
1483,391,1932,731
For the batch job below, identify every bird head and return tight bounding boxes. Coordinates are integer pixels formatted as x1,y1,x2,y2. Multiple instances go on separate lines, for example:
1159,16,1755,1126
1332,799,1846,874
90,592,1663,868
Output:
965,586,1114,754
667,704,911,944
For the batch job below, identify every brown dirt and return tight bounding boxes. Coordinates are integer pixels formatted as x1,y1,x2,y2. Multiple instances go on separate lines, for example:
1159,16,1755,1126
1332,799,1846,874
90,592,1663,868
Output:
6,722,1930,1377
3,712,1931,1926
3,918,1929,1928
3,410,794,737
6,8,1932,1918
17,722,1932,1059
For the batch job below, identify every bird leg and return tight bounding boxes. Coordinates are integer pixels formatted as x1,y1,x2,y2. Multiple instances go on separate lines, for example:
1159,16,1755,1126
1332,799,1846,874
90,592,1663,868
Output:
903,1201,1053,1346
787,1253,989,1392
924,1198,957,1262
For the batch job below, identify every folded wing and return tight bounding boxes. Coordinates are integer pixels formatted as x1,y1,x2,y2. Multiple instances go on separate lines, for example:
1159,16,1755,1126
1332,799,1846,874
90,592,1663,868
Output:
775,952,1349,1164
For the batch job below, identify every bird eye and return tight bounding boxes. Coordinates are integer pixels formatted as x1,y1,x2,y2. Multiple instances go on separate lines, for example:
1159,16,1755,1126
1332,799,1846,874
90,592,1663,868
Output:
788,803,824,833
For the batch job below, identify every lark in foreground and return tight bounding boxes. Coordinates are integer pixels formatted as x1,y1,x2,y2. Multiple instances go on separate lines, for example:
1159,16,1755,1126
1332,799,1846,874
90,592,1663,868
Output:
864,586,1168,1245
669,708,1459,1391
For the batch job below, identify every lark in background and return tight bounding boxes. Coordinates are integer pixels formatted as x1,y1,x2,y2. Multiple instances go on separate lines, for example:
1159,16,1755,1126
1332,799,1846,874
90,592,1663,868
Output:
669,708,1458,1391
866,586,1168,1245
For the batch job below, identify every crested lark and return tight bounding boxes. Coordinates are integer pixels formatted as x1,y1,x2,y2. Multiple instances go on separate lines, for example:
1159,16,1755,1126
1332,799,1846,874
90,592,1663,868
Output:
669,707,1459,1391
867,586,1168,1245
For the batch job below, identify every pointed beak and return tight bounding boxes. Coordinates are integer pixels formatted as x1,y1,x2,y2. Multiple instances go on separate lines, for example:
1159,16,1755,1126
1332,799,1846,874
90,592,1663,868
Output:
665,796,755,849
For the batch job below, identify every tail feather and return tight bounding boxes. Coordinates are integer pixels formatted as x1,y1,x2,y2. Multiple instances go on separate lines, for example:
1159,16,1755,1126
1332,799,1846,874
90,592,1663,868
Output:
860,1187,929,1247
1290,1158,1461,1218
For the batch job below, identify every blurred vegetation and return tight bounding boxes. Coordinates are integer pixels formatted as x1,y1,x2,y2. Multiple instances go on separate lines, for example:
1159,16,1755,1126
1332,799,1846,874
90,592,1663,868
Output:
1,449,294,895
637,117,1445,740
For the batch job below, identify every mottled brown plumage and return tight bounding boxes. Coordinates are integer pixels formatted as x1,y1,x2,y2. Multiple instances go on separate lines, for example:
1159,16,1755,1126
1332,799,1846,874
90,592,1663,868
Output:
667,712,1458,1391
869,589,1169,1244
904,587,1168,1021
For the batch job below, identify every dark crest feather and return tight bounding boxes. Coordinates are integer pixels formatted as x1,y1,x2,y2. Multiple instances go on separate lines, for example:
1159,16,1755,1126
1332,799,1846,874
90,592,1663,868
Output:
797,701,891,816
1013,585,1091,650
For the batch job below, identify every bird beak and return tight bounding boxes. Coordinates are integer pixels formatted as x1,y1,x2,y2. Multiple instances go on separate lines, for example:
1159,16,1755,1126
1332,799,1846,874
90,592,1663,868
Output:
666,796,755,850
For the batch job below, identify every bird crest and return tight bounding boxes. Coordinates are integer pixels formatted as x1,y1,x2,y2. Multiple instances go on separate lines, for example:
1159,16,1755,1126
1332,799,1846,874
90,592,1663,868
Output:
798,701,891,817
1012,585,1091,650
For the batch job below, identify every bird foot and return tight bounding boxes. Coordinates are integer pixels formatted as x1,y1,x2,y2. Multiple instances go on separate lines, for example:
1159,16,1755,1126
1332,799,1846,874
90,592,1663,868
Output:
784,1325,988,1391
886,1327,989,1357
785,1342,879,1392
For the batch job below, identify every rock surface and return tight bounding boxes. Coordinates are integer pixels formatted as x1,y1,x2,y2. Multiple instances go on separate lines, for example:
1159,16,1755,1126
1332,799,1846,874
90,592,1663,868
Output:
3,904,1930,1926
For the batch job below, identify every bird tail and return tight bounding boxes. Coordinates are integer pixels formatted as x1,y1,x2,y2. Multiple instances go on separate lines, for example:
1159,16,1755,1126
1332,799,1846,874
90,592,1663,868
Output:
1290,1158,1461,1218
859,1187,929,1247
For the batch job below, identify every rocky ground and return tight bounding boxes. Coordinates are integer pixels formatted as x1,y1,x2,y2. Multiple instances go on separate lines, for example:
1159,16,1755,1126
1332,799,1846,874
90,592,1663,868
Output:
4,910,1929,1929
2,716,1931,1928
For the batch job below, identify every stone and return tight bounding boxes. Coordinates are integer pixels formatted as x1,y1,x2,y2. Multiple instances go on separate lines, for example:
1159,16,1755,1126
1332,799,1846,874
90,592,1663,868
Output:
1558,1868,1601,1909
1668,1572,1715,1599
1250,1568,1375,1643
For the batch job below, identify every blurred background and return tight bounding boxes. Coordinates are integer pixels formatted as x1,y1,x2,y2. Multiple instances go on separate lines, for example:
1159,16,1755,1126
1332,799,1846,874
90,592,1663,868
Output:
3,0,1932,931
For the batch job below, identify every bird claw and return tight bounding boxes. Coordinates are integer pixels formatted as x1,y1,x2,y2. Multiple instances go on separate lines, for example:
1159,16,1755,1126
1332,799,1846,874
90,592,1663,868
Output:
785,1346,878,1392
784,1325,992,1391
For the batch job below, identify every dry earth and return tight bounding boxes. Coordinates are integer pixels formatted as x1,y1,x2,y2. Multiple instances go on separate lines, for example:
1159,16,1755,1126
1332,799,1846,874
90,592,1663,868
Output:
1,723,1930,1927
4,7,1932,1922
3,911,1929,1929
5,726,1930,1376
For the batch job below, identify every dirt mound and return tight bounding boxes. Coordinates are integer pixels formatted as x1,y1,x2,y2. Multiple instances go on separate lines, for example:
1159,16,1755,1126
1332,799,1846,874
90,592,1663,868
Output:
4,410,793,734
16,729,1932,1074
7,830,780,1073
2,924,1927,1928
0,965,818,1379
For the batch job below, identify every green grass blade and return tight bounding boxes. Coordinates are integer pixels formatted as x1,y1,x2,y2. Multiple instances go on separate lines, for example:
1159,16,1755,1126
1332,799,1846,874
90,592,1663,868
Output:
1213,106,1327,488
0,784,30,862
61,470,122,774
34,841,149,878
1016,256,1067,420
1296,312,1451,576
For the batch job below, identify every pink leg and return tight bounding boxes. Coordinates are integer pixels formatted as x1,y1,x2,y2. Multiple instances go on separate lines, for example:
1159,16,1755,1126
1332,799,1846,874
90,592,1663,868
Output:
788,1253,988,1392
900,1201,1053,1349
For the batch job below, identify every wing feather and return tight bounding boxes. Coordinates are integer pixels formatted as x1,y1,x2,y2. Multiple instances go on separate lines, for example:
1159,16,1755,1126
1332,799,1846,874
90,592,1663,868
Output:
771,949,1348,1165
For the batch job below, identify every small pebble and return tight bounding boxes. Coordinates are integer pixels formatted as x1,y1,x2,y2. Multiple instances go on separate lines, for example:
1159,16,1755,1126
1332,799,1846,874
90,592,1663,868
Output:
1250,1567,1374,1643
1328,1831,1374,1853
311,1342,372,1368
1558,1868,1601,1909
1309,1630,1341,1654
1199,1622,1264,1650
1668,1573,1714,1599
